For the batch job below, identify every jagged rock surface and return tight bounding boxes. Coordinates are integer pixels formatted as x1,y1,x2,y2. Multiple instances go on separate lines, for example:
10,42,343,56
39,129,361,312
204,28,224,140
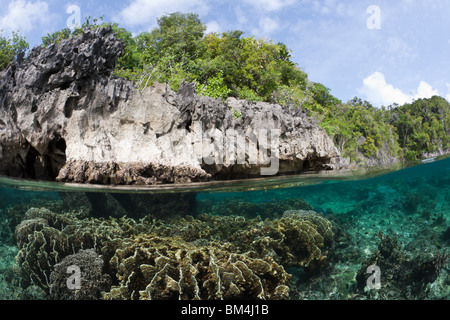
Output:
0,26,342,184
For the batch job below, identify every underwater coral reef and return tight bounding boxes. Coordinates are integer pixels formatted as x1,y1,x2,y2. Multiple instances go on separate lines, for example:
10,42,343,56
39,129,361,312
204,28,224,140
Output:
0,159,449,300
5,200,335,300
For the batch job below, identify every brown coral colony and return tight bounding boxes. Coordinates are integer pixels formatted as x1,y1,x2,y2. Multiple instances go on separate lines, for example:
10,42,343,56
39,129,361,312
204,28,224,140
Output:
13,206,334,300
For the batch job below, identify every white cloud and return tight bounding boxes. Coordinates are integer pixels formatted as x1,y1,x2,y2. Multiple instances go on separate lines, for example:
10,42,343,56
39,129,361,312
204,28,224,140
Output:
0,0,49,33
383,36,418,65
242,0,298,12
251,16,282,38
414,81,439,100
234,5,249,26
116,0,210,30
360,72,439,107
235,1,295,38
360,72,411,106
206,20,221,34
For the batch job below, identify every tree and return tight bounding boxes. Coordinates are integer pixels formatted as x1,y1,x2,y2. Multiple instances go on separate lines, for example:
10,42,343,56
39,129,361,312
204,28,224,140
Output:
152,12,206,64
0,30,29,70
127,12,207,90
388,96,450,159
310,82,341,108
124,13,312,101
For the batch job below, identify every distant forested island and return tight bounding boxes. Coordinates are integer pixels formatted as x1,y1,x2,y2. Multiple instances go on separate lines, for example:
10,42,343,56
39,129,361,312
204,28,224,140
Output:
2,13,449,167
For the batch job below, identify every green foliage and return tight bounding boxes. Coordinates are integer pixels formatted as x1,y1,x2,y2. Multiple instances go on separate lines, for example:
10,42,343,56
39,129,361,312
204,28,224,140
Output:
197,71,231,100
41,16,105,47
232,108,243,119
318,95,450,163
197,31,310,102
41,28,72,47
387,96,450,160
119,12,207,90
319,101,401,162
272,84,315,109
103,12,312,103
310,83,341,108
151,12,206,64
236,86,263,102
361,136,378,157
0,30,29,70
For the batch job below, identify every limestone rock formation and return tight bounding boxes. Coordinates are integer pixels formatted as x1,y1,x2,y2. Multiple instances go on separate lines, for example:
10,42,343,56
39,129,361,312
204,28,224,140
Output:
0,26,342,185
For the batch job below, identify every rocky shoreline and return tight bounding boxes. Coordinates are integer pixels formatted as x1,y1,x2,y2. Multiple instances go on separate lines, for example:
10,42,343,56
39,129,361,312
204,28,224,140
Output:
0,26,345,185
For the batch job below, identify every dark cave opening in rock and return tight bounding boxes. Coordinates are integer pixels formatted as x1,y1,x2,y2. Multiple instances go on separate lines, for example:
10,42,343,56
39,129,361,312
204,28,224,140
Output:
24,144,40,179
47,135,67,179
24,135,67,180
64,96,78,118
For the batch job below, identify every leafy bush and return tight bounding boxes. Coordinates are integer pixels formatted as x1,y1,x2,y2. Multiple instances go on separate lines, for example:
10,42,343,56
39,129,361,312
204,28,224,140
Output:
196,71,231,100
0,30,29,70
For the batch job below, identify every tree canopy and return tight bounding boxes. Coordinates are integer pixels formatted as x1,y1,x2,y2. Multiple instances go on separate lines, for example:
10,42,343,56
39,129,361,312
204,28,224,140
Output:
114,12,317,106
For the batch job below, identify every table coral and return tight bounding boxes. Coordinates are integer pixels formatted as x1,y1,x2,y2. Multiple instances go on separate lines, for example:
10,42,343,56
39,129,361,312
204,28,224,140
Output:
14,207,134,292
103,235,290,300
13,206,334,300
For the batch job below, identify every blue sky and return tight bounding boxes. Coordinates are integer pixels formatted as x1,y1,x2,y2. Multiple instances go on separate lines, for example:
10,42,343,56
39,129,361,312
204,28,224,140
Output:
1,0,449,107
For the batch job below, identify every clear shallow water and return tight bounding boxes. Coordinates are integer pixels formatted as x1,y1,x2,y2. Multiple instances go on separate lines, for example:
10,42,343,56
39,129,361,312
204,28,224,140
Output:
0,157,449,300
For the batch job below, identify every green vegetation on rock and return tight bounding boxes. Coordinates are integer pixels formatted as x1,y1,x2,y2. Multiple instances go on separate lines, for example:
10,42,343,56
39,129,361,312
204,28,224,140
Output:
0,30,28,70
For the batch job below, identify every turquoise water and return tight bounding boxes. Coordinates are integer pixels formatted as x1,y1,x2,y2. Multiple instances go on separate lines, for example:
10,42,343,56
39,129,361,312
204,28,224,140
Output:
0,157,449,300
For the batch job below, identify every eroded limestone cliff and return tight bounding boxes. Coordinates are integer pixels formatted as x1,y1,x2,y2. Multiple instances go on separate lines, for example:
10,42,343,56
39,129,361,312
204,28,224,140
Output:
0,26,343,184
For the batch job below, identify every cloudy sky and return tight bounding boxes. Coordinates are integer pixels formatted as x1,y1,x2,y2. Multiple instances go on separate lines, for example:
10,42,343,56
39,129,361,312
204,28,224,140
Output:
1,0,449,107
